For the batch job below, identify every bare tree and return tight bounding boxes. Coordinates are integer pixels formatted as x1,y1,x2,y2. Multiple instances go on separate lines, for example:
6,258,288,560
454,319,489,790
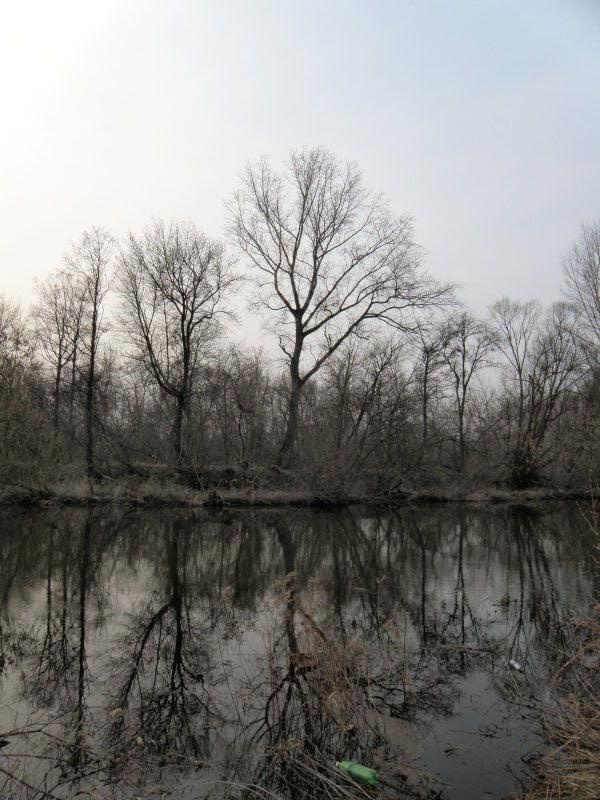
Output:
229,147,451,466
66,285,85,437
490,298,582,486
0,296,52,482
0,294,20,345
441,311,496,471
0,294,28,396
317,336,416,493
119,219,237,466
489,297,542,453
32,270,83,430
562,220,600,354
205,346,271,465
66,228,114,480
414,324,449,450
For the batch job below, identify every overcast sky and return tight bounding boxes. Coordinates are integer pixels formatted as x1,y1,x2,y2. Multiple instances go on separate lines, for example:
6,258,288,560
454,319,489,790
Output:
1,0,598,346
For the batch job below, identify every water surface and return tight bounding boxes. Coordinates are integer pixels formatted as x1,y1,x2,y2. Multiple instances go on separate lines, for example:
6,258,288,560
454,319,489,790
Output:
0,504,595,799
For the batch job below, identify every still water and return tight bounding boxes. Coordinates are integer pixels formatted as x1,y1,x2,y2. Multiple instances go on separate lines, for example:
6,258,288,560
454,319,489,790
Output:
0,504,596,800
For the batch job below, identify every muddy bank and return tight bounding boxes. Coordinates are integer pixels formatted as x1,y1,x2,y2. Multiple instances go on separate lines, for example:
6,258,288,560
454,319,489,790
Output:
0,481,596,509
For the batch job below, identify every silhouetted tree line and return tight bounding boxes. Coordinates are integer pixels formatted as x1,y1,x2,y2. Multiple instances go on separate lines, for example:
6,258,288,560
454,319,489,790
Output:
1,149,599,492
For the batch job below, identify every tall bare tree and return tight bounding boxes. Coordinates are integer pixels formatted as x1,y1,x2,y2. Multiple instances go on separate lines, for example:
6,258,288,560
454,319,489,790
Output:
317,336,415,492
489,297,541,454
32,270,83,429
415,324,449,450
119,219,237,466
66,228,114,480
562,220,600,354
490,298,582,486
441,311,496,471
229,148,451,466
0,294,28,396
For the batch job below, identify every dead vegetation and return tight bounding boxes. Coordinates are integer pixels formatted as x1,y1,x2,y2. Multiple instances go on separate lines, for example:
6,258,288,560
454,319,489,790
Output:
518,610,600,799
519,502,600,800
1,475,598,510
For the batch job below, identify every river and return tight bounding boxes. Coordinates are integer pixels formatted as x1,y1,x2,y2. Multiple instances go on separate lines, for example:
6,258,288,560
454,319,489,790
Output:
0,503,596,799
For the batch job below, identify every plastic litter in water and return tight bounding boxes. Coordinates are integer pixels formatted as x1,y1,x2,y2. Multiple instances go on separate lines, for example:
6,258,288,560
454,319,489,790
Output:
336,761,379,787
508,658,524,672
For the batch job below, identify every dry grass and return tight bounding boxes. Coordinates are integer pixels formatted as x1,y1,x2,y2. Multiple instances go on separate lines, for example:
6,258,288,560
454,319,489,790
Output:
526,696,600,799
2,468,600,511
0,478,204,507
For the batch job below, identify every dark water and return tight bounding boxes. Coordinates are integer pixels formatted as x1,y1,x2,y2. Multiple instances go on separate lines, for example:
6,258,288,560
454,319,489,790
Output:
0,504,596,800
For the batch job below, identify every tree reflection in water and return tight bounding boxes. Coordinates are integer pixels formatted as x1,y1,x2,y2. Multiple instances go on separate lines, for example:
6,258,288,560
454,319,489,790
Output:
0,505,594,800
110,517,216,762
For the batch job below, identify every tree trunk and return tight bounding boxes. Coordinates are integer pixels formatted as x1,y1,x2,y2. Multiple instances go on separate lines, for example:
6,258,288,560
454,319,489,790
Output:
457,401,465,471
421,360,429,447
85,340,96,481
68,341,78,456
278,332,303,467
278,375,302,467
53,347,63,430
174,395,185,467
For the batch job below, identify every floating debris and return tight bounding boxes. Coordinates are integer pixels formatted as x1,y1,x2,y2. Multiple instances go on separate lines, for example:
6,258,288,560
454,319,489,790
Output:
508,658,524,672
336,761,379,787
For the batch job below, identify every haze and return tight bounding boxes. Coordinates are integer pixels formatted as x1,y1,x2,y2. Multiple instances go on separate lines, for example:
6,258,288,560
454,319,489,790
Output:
1,0,599,341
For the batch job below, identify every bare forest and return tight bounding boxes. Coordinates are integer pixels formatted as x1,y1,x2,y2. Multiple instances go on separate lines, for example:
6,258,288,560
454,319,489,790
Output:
2,150,599,503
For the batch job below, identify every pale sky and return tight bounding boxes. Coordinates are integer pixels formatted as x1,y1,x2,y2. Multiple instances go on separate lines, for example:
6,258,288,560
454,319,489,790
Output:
1,0,599,346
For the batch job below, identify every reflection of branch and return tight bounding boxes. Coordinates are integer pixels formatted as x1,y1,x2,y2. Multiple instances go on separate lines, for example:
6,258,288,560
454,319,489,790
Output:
0,763,63,799
119,601,170,706
27,531,78,708
112,522,214,760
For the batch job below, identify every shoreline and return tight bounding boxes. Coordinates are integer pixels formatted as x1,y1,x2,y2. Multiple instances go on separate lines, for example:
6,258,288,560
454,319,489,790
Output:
0,484,596,510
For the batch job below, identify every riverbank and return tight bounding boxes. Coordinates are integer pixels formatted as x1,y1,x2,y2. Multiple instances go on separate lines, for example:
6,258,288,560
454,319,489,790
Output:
519,501,599,800
0,480,596,509
520,608,600,800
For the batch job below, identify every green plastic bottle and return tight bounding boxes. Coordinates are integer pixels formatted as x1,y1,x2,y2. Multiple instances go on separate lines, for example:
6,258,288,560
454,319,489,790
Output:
336,761,379,788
